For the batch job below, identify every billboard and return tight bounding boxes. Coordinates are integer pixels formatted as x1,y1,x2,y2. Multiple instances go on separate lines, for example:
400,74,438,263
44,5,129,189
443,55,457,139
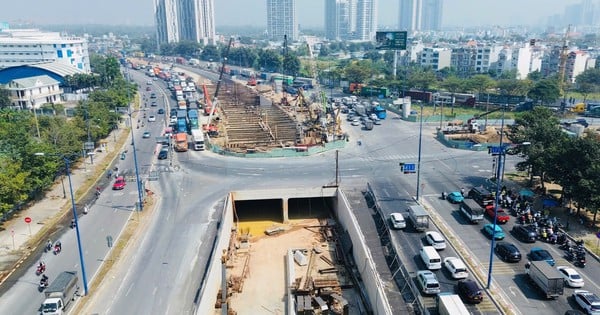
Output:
375,31,407,50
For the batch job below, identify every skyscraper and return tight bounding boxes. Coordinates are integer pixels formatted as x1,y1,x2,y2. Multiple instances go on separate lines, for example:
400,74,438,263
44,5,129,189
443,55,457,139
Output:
355,0,377,41
399,0,421,32
154,0,216,47
267,0,298,41
325,0,352,41
398,0,442,32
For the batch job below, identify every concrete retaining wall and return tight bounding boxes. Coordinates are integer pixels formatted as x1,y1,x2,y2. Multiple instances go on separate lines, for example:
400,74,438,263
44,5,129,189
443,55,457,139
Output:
335,190,393,315
196,193,233,313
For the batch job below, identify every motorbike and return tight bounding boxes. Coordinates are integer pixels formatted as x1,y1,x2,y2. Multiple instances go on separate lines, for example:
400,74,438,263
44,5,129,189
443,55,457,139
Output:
44,243,52,253
53,245,61,255
36,264,46,275
70,220,76,229
575,254,586,268
38,278,48,291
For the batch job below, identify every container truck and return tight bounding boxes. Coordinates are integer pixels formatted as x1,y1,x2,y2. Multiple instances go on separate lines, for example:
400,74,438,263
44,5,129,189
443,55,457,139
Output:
526,261,564,299
191,129,205,151
188,109,199,130
40,271,79,315
176,110,188,133
437,293,469,315
174,133,188,152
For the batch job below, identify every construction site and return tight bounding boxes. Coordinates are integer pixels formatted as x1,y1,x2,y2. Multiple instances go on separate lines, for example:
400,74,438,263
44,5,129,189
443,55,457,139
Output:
214,197,365,315
200,77,344,154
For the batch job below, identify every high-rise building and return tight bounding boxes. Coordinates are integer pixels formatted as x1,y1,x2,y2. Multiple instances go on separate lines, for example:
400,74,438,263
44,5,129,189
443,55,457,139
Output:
398,0,442,32
421,0,442,31
355,0,377,41
155,0,215,47
325,0,352,41
399,0,421,32
267,0,298,42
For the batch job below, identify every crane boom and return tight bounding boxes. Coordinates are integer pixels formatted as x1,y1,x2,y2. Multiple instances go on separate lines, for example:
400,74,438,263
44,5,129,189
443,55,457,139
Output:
558,24,571,93
208,37,234,123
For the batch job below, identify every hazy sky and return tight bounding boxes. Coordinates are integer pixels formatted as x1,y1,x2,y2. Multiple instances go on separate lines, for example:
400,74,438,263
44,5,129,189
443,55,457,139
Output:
0,0,582,28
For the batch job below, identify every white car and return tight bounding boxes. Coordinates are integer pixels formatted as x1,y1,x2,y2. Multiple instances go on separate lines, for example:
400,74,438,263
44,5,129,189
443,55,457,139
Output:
443,257,468,279
557,266,584,288
573,290,600,315
148,115,156,122
389,213,406,229
425,231,446,250
351,120,360,126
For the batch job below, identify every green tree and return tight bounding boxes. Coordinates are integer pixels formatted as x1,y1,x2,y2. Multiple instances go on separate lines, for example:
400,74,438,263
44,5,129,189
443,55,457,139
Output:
343,60,373,83
508,106,567,187
408,68,437,91
496,79,532,96
528,79,561,105
282,53,301,76
200,45,220,61
175,41,201,57
363,50,382,62
258,49,282,72
527,70,543,82
0,87,10,108
575,68,600,102
318,45,329,57
465,74,496,96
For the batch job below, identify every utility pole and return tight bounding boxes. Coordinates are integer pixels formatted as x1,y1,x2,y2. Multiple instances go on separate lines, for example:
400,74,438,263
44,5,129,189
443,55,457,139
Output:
335,150,339,187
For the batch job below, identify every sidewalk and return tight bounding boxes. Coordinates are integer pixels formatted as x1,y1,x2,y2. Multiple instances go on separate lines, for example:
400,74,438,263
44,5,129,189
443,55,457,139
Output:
0,125,130,283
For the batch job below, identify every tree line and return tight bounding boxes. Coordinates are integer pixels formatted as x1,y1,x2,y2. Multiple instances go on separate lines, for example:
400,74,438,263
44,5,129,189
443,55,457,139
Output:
509,106,600,224
0,55,134,216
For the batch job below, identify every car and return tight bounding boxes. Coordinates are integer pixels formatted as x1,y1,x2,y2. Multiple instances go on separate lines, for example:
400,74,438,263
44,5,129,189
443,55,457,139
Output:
485,207,510,224
573,290,600,315
373,119,382,125
389,213,406,229
143,131,151,138
558,266,584,288
529,247,555,266
351,120,360,126
148,115,156,122
494,242,522,262
170,108,177,116
151,101,158,106
481,223,505,240
369,113,378,120
415,270,440,295
457,279,483,304
447,191,464,203
150,93,157,99
112,176,126,190
512,225,538,243
146,80,152,85
468,187,494,207
146,86,151,91
158,149,168,160
425,231,446,250
443,257,468,279
158,108,165,114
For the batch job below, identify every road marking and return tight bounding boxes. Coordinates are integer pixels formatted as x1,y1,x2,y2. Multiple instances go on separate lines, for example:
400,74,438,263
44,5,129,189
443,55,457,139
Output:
125,283,134,297
509,285,527,300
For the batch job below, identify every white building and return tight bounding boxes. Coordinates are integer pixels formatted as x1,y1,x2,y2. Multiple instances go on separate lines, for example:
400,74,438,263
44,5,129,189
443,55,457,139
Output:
354,0,377,41
398,0,442,32
0,28,90,73
154,0,216,47
566,51,592,83
325,0,353,41
267,0,298,41
5,75,63,109
419,47,451,70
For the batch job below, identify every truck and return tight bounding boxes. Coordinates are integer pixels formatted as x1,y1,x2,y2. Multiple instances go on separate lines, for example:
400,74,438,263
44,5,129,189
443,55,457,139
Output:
174,133,188,152
460,199,484,223
526,261,564,299
40,271,79,315
188,109,199,130
191,129,205,151
176,110,188,133
437,293,469,315
408,205,429,232
364,120,374,130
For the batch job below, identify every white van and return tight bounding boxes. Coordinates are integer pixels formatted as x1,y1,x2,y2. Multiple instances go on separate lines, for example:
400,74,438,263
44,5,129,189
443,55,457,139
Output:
420,246,442,270
389,213,406,229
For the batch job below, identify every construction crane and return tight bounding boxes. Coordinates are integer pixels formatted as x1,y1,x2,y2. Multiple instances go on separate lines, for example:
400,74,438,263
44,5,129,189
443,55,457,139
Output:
207,37,234,125
557,24,572,111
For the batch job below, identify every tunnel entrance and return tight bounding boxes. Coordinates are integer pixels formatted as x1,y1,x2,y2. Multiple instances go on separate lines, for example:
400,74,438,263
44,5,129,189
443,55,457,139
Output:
288,197,334,220
234,199,283,222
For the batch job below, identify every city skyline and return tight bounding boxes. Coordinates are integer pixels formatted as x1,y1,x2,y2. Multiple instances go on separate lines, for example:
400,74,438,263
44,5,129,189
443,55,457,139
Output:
0,0,588,29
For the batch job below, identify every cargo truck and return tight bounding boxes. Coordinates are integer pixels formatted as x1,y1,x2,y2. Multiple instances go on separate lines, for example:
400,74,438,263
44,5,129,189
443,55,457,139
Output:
188,109,199,130
408,205,430,231
437,293,469,315
526,261,564,299
176,110,188,133
191,129,205,151
460,199,484,223
174,133,188,152
40,271,79,315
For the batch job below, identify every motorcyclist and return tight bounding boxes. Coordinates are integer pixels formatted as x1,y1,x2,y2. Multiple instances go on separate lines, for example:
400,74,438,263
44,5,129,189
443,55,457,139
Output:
40,274,49,287
70,219,76,228
38,261,46,272
54,241,62,253
46,239,52,251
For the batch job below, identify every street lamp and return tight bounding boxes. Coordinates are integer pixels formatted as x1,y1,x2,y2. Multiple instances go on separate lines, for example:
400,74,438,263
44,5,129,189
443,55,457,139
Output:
486,104,506,289
35,152,89,295
124,65,144,212
416,102,424,201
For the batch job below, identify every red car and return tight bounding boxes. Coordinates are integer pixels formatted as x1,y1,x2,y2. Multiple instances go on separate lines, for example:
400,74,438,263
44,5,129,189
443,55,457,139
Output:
485,205,510,224
112,176,126,190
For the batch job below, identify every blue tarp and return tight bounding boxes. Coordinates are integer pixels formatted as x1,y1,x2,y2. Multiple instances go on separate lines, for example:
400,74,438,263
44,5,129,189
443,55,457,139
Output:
543,199,559,207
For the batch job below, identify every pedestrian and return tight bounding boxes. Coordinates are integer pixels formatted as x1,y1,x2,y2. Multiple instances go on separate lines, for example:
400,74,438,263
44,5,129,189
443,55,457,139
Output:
460,187,465,197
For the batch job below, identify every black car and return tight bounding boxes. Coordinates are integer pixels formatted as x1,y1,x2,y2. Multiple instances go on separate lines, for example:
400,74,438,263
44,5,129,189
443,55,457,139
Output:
468,187,494,207
170,109,177,116
495,242,522,262
158,149,168,160
457,279,483,304
512,225,538,243
158,108,165,114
